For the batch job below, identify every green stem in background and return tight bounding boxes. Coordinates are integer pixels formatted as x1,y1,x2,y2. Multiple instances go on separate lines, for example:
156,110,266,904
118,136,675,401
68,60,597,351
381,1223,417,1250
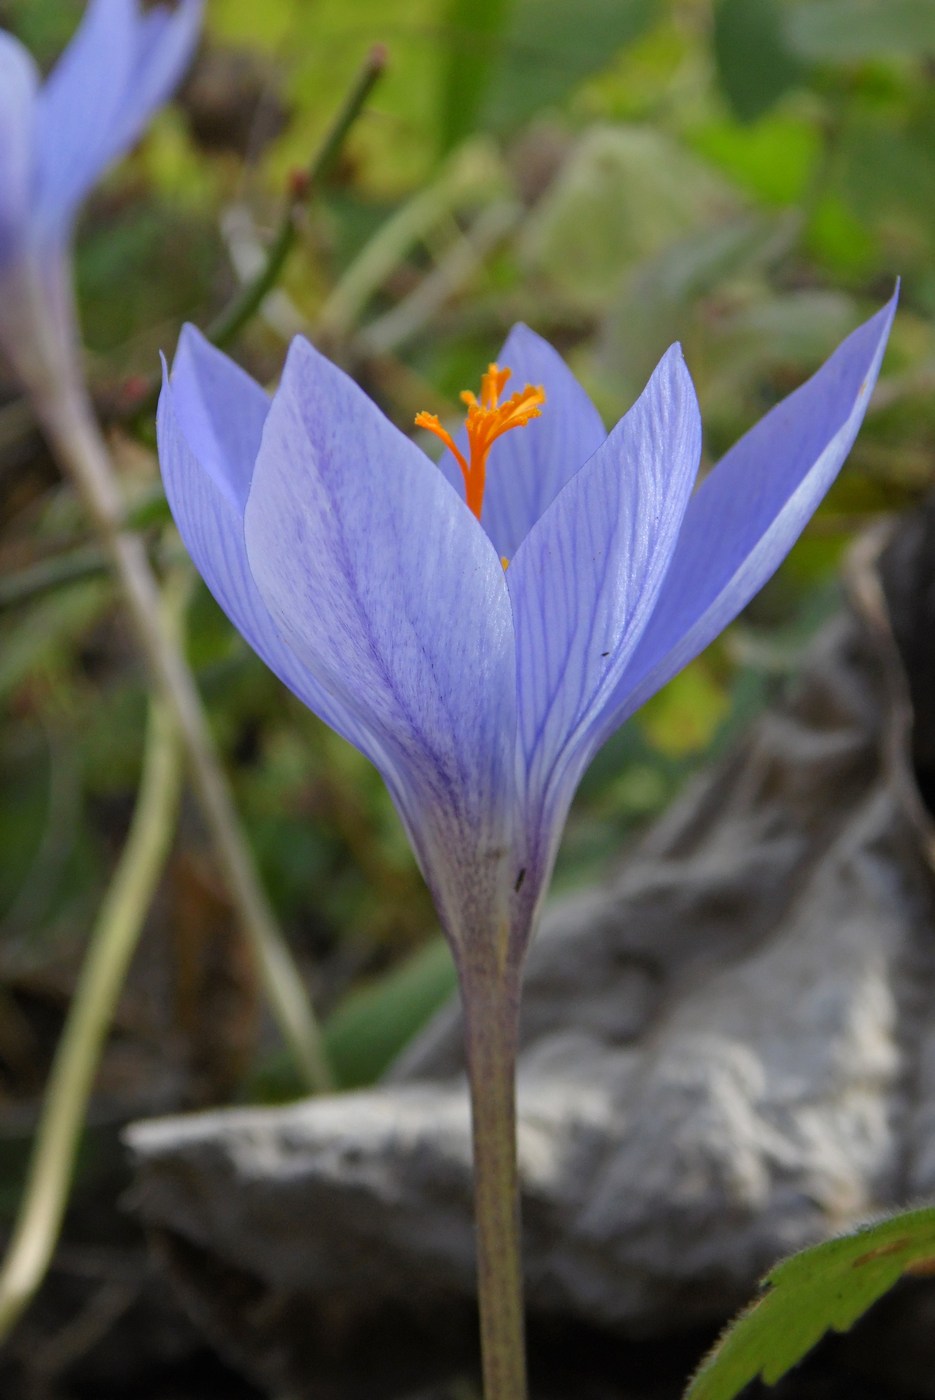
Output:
0,484,190,612
461,960,528,1400
36,379,332,1094
119,44,387,427
0,583,185,1341
207,43,387,349
0,541,113,609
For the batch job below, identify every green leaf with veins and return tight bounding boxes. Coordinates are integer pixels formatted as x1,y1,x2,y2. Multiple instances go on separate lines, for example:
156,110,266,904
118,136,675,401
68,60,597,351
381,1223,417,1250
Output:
685,1207,935,1400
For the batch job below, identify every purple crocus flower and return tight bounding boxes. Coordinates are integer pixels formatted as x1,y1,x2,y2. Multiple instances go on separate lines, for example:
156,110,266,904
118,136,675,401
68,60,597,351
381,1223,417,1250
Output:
0,0,201,396
157,294,896,978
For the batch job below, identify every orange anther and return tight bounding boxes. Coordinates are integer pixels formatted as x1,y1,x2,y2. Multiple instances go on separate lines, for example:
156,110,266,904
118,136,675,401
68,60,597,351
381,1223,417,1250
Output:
416,363,546,521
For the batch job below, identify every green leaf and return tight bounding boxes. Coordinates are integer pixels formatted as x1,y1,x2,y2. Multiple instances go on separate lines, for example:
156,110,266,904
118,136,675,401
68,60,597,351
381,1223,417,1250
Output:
786,0,935,61
520,125,740,312
3,0,80,64
689,113,820,206
324,937,457,1088
805,194,877,277
0,582,111,701
684,1207,935,1400
482,0,656,133
439,0,515,154
713,0,804,123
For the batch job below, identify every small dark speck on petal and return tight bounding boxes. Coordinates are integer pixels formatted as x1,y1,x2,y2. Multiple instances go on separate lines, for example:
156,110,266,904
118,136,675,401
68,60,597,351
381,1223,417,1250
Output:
514,867,526,893
601,651,610,657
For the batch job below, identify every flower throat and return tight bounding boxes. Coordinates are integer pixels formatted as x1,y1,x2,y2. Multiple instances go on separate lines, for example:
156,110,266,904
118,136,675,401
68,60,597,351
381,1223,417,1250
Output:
416,365,546,521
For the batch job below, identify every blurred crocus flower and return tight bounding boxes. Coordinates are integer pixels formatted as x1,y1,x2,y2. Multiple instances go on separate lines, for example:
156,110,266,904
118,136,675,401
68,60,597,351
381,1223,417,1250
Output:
158,295,896,980
0,0,201,396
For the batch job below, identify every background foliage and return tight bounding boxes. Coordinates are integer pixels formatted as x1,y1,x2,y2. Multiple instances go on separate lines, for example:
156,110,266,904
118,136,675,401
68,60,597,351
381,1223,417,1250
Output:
0,0,932,1149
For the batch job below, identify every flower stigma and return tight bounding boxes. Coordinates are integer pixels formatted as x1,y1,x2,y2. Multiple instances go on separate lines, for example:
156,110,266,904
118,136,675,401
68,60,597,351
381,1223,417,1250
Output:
416,364,546,521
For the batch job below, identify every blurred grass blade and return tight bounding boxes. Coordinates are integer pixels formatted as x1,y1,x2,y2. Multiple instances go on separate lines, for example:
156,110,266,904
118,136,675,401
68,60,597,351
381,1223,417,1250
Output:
0,582,110,698
684,1207,935,1400
325,937,456,1088
0,548,110,612
0,580,187,1342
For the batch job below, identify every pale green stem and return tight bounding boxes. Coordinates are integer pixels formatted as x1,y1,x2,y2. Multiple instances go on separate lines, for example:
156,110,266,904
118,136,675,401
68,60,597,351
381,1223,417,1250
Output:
35,381,331,1093
0,589,184,1340
461,962,528,1400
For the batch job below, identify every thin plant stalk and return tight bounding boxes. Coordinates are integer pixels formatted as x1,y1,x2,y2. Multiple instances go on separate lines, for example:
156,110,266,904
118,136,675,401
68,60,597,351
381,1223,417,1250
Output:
461,959,528,1400
121,45,387,426
206,43,387,351
0,598,184,1340
35,379,331,1093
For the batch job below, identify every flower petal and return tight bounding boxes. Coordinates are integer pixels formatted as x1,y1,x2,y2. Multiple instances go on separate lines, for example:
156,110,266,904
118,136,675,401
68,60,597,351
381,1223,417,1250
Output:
479,324,607,559
508,344,701,896
170,322,269,513
34,0,201,233
244,336,519,949
432,323,607,558
157,337,393,773
118,0,202,154
0,34,38,264
610,290,898,726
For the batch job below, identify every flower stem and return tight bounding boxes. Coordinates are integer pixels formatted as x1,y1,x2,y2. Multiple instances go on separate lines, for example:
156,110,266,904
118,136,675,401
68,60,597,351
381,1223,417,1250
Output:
462,963,528,1400
36,381,332,1094
0,589,184,1341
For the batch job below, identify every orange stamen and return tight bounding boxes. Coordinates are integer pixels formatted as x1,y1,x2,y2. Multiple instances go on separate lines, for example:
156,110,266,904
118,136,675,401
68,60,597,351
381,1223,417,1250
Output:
416,363,546,520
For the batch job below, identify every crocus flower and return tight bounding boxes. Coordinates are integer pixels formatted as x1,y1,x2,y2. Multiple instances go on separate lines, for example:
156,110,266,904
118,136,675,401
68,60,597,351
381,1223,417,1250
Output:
0,0,201,397
157,294,896,978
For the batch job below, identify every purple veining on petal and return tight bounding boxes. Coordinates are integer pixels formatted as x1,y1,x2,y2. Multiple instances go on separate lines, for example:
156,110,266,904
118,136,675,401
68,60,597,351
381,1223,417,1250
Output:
171,323,270,513
33,0,202,235
0,35,37,264
158,293,896,970
159,338,393,768
243,335,518,948
609,290,899,731
507,342,702,935
0,0,201,397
